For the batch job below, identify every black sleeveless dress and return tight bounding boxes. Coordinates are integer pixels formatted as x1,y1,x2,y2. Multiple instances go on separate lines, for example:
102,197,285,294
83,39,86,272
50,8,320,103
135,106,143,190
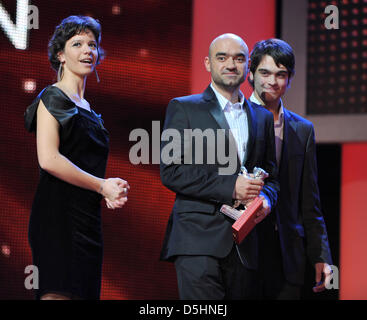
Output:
24,86,109,299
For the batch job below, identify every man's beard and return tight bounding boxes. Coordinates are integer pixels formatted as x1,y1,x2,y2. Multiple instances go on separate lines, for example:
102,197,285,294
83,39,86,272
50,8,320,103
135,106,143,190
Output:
213,74,244,90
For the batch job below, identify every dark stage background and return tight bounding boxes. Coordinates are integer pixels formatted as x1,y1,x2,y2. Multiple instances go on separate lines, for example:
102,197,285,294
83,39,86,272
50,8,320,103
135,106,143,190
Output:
0,0,340,300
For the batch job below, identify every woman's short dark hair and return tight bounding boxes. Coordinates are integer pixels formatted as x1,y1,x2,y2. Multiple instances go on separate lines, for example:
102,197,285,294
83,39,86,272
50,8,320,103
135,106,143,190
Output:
48,15,105,72
249,38,295,87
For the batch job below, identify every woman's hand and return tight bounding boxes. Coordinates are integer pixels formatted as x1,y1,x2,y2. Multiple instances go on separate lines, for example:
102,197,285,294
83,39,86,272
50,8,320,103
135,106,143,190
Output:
100,178,129,209
100,178,129,201
105,196,128,210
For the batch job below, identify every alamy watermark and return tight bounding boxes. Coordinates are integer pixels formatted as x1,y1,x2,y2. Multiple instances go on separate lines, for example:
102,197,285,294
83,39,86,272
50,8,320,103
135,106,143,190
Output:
129,121,239,175
324,264,339,290
24,263,339,291
24,265,39,290
324,4,339,30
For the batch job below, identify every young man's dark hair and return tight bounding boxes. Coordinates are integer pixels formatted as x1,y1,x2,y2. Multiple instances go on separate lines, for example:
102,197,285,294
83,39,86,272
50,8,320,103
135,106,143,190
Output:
248,38,295,86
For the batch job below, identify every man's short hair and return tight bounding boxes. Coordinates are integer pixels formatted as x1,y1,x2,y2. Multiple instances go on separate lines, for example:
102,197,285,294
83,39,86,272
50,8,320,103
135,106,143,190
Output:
249,38,295,86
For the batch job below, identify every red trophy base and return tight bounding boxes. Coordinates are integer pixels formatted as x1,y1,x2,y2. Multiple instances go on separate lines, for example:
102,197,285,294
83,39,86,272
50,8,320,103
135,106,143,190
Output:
232,197,263,244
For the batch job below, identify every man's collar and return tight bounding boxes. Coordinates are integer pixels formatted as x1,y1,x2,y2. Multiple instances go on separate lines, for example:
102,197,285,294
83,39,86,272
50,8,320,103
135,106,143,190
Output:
210,83,244,111
249,92,263,106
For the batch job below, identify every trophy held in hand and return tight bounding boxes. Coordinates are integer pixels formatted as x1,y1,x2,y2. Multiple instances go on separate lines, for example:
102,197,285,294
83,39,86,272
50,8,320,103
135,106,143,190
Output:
220,166,269,244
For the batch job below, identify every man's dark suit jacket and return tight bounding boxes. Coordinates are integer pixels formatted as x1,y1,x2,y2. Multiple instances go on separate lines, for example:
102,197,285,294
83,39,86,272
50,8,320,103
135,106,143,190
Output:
251,102,333,285
160,86,279,270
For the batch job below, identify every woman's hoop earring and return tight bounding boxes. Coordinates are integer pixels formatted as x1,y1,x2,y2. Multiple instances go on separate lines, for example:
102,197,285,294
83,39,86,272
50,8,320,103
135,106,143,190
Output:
57,63,63,81
94,68,100,83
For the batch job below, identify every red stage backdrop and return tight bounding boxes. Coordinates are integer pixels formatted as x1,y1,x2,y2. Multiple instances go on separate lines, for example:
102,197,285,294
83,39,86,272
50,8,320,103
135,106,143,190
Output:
340,144,367,300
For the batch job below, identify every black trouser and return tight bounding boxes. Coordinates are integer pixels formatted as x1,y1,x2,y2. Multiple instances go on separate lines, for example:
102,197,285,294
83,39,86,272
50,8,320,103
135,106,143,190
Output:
174,245,259,300
257,218,301,300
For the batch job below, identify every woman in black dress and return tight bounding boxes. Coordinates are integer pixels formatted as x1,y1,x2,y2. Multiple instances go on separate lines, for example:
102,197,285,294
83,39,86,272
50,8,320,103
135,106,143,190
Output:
24,16,129,300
